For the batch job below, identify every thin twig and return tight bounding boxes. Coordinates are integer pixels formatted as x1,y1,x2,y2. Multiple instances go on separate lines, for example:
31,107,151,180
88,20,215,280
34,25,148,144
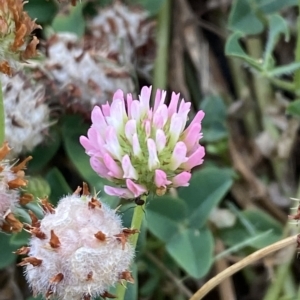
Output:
189,235,297,300
146,251,193,298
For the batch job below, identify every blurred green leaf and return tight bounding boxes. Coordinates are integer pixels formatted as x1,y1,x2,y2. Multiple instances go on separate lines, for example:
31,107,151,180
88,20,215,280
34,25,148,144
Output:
263,15,289,70
229,0,296,35
46,167,72,205
166,226,213,278
146,196,187,242
26,296,44,300
128,0,166,15
0,233,17,268
25,176,51,199
52,2,86,37
219,209,282,249
286,100,300,117
10,230,31,248
225,32,263,70
178,167,234,228
28,127,61,173
228,0,263,35
266,62,300,77
25,0,58,24
200,95,228,142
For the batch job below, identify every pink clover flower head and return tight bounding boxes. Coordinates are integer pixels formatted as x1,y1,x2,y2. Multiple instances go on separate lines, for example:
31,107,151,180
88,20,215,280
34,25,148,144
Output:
23,185,135,299
80,86,205,198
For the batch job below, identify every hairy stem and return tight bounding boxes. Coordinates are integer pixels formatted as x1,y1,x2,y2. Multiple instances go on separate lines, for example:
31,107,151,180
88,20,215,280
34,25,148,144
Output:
115,195,147,299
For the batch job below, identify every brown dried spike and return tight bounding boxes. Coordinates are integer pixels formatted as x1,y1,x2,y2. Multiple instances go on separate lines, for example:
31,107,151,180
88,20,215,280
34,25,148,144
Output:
82,182,89,195
18,257,42,267
0,61,11,76
14,246,30,255
114,233,127,250
73,186,82,195
7,178,27,189
120,270,134,283
86,271,93,281
94,231,106,241
88,197,101,209
49,273,64,284
45,287,54,299
0,142,10,160
40,197,55,214
83,294,91,300
31,227,46,239
100,291,117,299
122,228,140,235
5,212,23,232
11,156,32,173
28,210,40,228
0,222,13,233
50,230,61,248
19,193,34,205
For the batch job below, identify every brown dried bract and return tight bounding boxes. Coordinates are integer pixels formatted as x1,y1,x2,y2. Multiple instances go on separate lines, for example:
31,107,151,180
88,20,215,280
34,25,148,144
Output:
0,0,41,75
49,230,61,248
5,212,23,232
18,257,42,267
40,197,55,214
28,210,40,228
88,197,102,209
94,230,106,241
100,291,116,299
115,228,139,250
14,246,30,255
120,270,134,283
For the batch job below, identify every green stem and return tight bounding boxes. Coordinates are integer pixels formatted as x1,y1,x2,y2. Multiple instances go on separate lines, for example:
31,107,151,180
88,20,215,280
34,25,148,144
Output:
152,0,171,98
294,0,300,90
0,80,4,145
115,195,147,299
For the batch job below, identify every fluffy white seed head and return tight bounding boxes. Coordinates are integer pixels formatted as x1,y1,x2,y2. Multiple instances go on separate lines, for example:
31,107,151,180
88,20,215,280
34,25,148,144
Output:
1,72,50,156
24,193,134,299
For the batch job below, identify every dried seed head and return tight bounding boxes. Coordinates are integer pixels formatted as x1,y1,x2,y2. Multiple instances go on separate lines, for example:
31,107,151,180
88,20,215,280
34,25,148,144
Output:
24,186,134,299
1,72,50,156
0,142,32,232
0,0,41,75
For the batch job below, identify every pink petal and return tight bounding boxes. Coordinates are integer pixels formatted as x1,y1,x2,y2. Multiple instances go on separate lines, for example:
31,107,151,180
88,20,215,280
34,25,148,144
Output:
130,100,141,122
90,157,111,179
185,110,205,133
154,170,171,187
104,186,134,198
147,138,160,170
107,99,127,133
153,104,168,129
122,155,138,180
181,145,205,170
156,129,166,153
172,172,191,187
169,114,184,147
113,89,124,101
182,123,201,151
91,106,107,135
168,92,180,117
153,89,167,113
126,93,133,118
101,102,110,117
132,134,142,157
126,179,148,197
104,127,123,160
169,142,187,170
177,99,191,128
139,86,151,116
103,153,123,179
125,120,137,144
144,120,151,138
